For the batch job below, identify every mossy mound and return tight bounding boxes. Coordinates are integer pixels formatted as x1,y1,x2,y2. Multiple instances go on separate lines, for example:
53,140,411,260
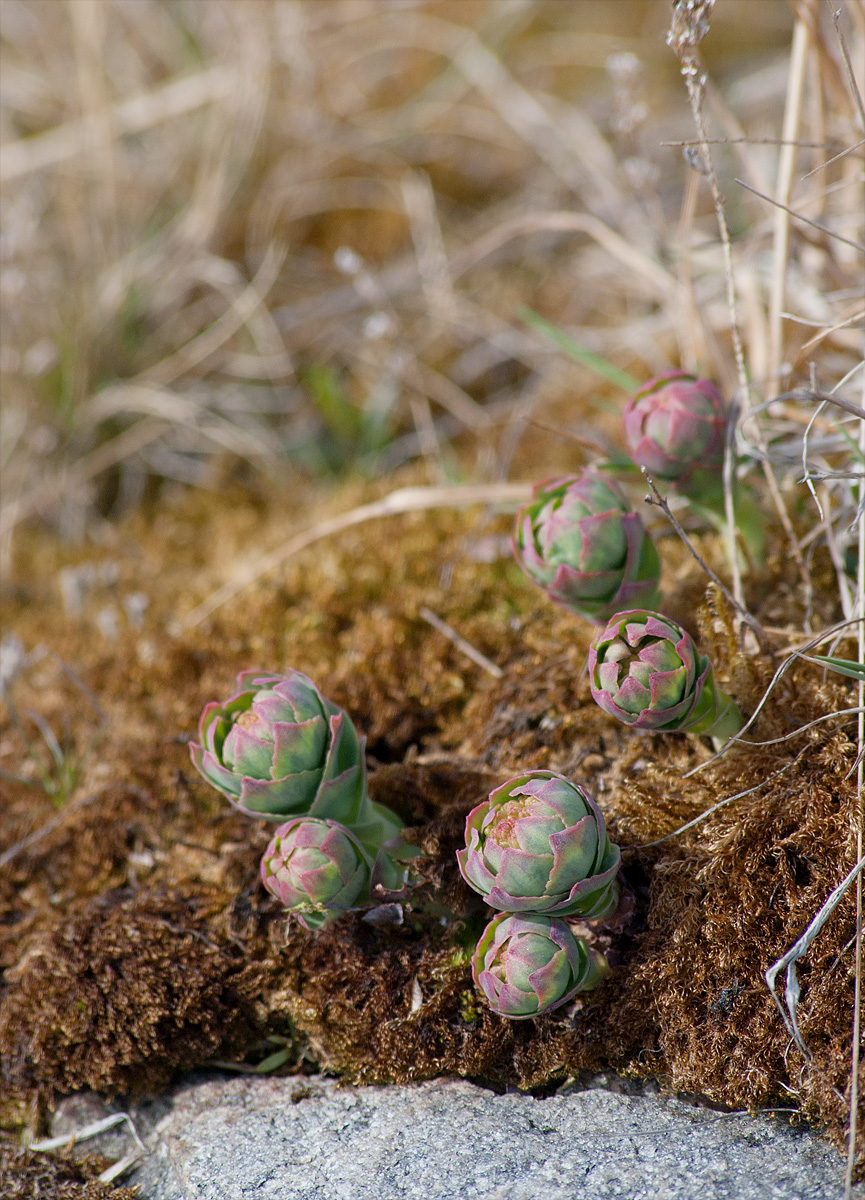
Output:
1,481,860,1170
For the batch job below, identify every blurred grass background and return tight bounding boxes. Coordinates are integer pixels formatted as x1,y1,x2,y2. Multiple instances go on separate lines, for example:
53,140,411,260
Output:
0,0,861,602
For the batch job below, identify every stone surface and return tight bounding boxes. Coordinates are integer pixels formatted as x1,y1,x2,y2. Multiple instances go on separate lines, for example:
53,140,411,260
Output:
113,1074,854,1200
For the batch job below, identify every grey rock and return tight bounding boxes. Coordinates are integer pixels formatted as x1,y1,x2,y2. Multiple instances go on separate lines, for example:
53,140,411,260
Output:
121,1074,854,1200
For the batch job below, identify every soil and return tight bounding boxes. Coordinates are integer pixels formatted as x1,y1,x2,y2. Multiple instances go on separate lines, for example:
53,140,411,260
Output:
1,467,861,1174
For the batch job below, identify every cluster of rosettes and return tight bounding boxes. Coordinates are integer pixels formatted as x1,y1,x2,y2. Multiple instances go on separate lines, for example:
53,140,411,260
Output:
457,770,619,1020
188,371,747,1022
513,371,744,742
191,669,406,929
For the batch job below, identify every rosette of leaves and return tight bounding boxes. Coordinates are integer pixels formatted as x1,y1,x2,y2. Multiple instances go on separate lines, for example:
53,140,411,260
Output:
457,770,620,919
260,817,371,931
472,912,609,1020
623,371,726,496
190,669,402,851
588,610,744,740
623,372,764,564
512,470,661,622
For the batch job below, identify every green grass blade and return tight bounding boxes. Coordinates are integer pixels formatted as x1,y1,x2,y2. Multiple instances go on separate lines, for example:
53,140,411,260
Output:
253,1047,293,1074
801,654,865,680
519,308,640,392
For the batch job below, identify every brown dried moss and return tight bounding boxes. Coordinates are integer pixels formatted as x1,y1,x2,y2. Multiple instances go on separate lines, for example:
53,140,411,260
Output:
0,1140,139,1200
1,490,860,1170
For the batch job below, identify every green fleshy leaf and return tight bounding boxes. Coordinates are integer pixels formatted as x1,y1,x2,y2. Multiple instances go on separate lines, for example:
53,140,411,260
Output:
309,764,365,823
325,714,362,779
271,716,328,778
688,486,765,569
635,533,661,584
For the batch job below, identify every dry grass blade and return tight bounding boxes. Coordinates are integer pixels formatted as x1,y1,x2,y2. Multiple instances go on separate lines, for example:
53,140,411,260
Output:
0,417,170,539
846,360,865,1199
799,307,865,353
766,853,865,1063
683,619,865,778
29,1110,146,1183
172,482,531,633
140,243,288,387
0,66,235,182
449,211,676,301
672,0,822,633
668,0,748,616
736,177,865,255
767,10,812,385
641,468,766,649
0,788,111,870
418,606,503,678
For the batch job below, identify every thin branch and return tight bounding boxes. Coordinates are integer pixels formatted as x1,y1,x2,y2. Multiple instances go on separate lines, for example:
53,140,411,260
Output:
636,756,803,848
727,706,864,746
668,1,795,627
736,177,865,255
846,348,865,1199
802,136,865,179
523,418,612,458
827,0,865,132
662,136,854,149
640,468,767,649
752,388,865,421
668,0,749,397
799,307,865,352
683,617,865,777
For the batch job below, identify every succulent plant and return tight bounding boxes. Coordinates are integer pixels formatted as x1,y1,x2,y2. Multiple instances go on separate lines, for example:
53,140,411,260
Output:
261,817,371,930
457,771,620,919
513,471,661,621
190,670,401,848
588,610,744,739
623,371,726,494
472,912,609,1020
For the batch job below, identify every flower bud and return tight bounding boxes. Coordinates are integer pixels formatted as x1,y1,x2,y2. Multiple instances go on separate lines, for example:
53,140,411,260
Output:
588,609,743,738
624,372,726,491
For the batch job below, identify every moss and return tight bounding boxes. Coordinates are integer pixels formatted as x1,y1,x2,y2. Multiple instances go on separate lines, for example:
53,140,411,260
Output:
0,482,860,1170
0,1142,139,1200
